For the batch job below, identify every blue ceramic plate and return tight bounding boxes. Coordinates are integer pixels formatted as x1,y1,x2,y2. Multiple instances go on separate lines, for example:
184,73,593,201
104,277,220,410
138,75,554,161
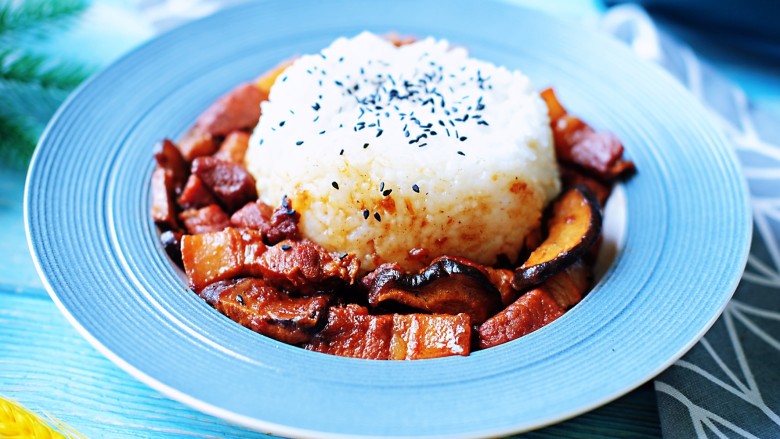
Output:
25,1,751,437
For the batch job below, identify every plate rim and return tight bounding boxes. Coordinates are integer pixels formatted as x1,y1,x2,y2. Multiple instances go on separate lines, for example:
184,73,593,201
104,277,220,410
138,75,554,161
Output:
24,1,753,437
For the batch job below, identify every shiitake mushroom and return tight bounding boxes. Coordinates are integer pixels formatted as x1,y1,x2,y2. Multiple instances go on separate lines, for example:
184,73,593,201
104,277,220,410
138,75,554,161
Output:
512,185,602,291
365,257,503,324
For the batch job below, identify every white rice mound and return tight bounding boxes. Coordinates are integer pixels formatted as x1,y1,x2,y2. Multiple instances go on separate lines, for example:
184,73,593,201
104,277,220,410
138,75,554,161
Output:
246,32,560,272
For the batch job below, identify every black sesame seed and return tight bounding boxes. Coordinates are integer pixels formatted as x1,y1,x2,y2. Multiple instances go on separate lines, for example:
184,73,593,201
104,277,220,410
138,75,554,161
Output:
312,103,321,111
335,80,343,86
457,151,465,156
296,140,304,145
459,136,467,141
363,209,370,219
319,130,326,135
281,244,292,251
339,149,344,155
376,129,384,137
418,143,428,148
363,143,369,149
379,182,385,191
236,295,244,305
383,189,392,196
374,212,381,222
279,121,285,127
332,181,339,190
412,184,420,193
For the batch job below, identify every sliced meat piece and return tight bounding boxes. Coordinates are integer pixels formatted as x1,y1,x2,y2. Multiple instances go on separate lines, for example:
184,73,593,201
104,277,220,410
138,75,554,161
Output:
365,257,502,324
482,267,520,306
230,200,274,231
182,228,264,291
194,82,266,136
265,196,301,245
477,288,564,349
153,138,187,190
179,204,231,235
553,115,635,182
566,260,591,293
559,164,611,208
542,87,635,181
191,156,258,213
304,305,471,360
390,313,471,360
552,115,593,159
200,278,330,345
230,198,300,245
245,239,360,293
178,174,218,210
540,87,567,122
541,270,584,309
150,167,179,231
305,305,394,359
181,228,358,293
177,129,218,162
213,130,250,164
384,33,417,47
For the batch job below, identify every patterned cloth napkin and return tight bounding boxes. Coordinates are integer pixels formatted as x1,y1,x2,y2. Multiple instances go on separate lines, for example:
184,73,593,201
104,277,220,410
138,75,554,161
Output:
601,5,780,438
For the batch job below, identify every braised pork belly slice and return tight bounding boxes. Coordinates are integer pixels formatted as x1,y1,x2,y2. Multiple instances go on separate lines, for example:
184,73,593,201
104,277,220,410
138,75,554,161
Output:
150,167,180,232
200,278,329,345
178,175,218,211
181,228,359,292
304,305,471,360
194,82,266,137
191,156,258,213
477,288,564,349
179,204,231,235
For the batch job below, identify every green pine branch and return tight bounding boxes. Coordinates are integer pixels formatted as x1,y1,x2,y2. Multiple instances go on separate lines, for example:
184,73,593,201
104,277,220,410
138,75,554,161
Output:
0,0,93,169
1,49,91,90
0,0,89,39
0,113,38,169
